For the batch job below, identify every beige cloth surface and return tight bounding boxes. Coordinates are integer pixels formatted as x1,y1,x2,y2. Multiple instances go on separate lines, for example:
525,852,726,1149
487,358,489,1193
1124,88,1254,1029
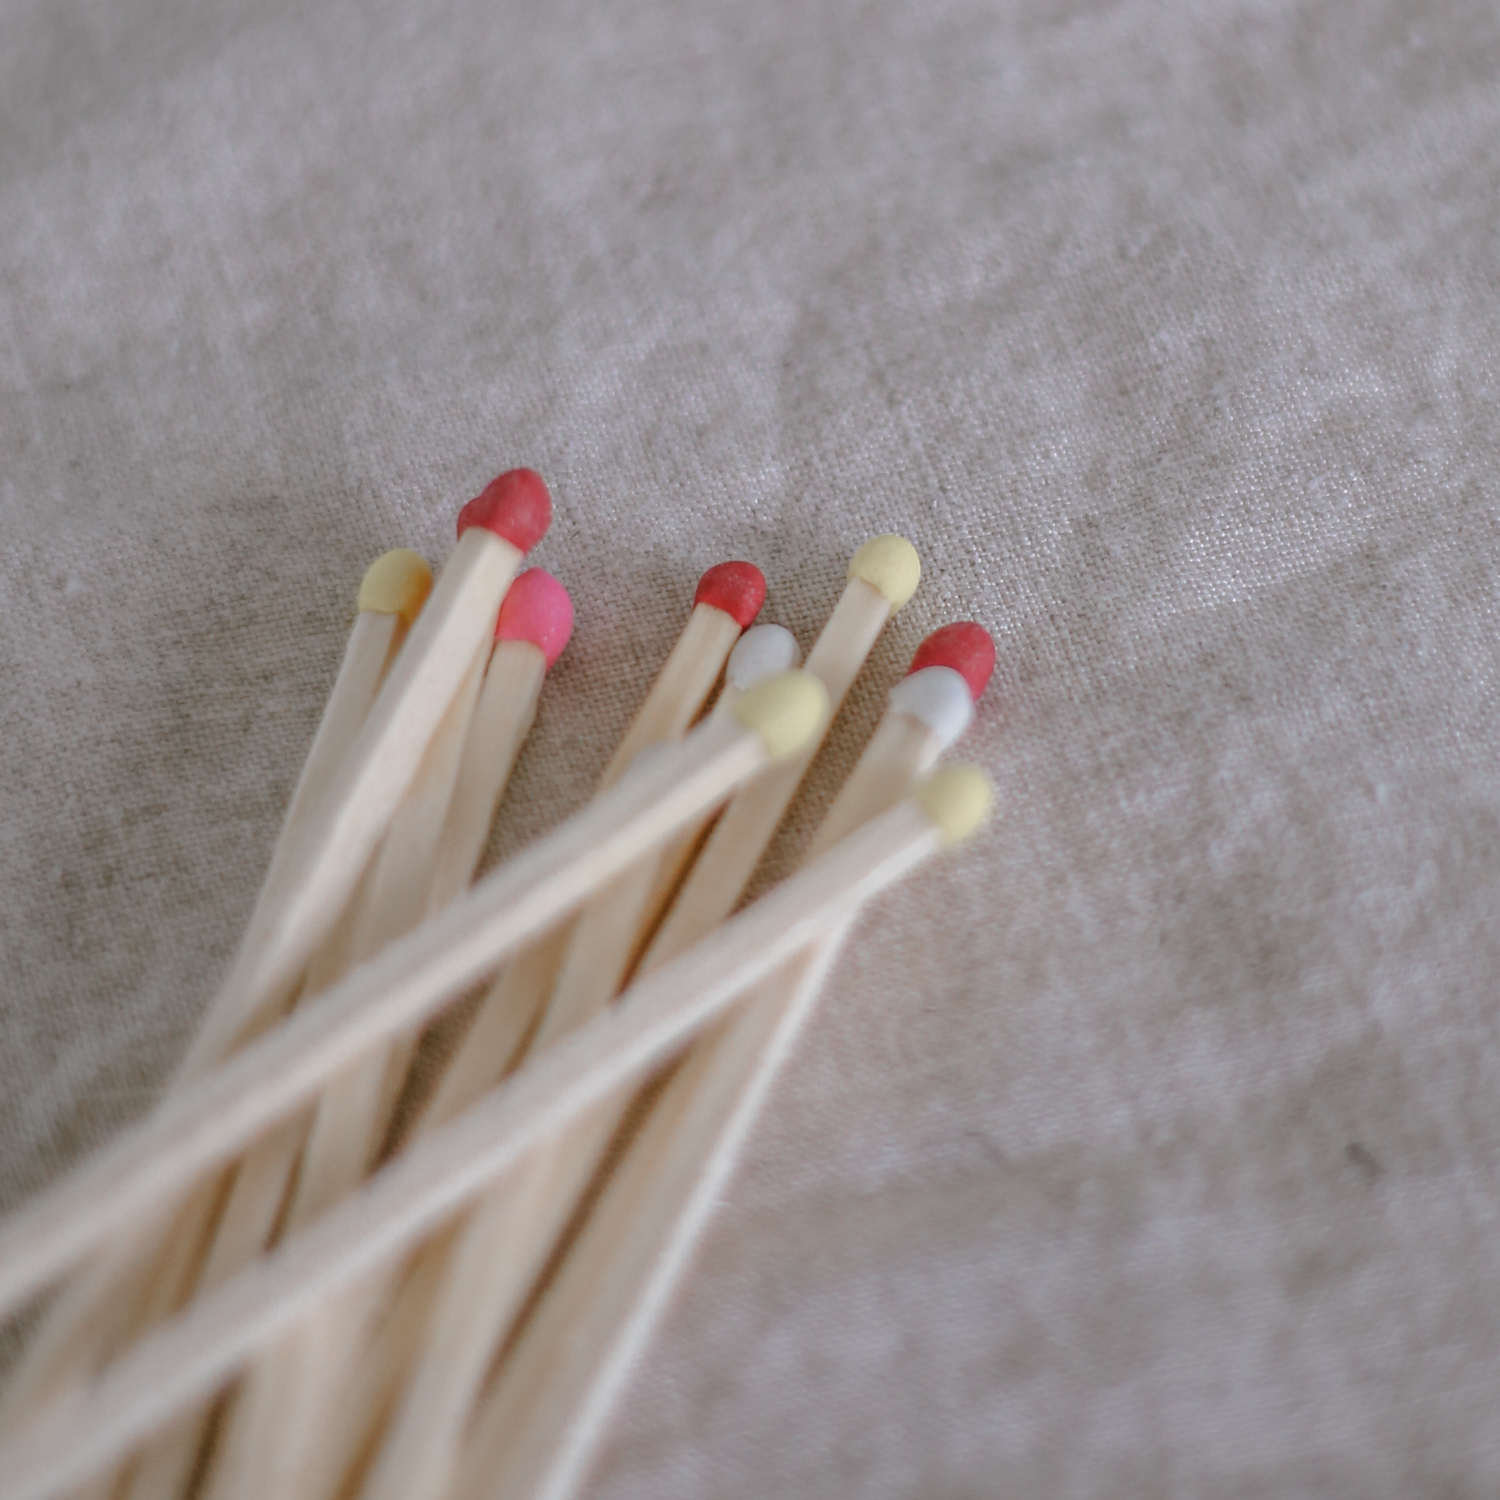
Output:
3,0,1500,1494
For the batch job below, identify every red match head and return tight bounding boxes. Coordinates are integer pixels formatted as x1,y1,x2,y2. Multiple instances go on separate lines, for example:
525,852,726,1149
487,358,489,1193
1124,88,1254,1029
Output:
907,621,995,701
496,568,574,669
456,468,552,551
693,561,766,628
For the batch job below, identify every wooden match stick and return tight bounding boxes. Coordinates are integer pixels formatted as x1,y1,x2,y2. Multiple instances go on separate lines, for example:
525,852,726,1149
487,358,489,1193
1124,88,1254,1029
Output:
292,569,576,1231
458,928,855,1500
351,539,918,1500
3,481,536,1452
0,549,431,1435
345,625,802,1500
427,568,576,912
0,770,991,1500
188,468,551,1077
188,573,575,1500
178,547,435,1082
113,622,499,1500
219,570,770,1500
452,624,996,1500
414,559,766,1135
0,672,822,1324
537,623,801,1044
289,641,491,1220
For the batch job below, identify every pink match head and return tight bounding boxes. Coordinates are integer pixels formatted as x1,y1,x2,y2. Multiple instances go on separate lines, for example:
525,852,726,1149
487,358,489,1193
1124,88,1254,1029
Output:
456,468,552,551
496,568,574,669
908,622,995,701
693,561,765,629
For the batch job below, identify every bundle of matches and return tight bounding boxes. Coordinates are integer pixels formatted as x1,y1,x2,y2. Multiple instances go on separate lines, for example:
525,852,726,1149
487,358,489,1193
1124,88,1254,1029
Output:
0,467,992,1500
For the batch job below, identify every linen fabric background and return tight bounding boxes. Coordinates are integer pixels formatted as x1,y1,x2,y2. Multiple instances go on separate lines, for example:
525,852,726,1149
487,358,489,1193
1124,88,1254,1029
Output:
3,0,1499,1494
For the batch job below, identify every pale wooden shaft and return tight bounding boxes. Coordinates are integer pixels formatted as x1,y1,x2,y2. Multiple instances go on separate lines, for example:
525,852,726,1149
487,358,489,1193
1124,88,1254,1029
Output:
201,1281,383,1500
258,954,564,1499
804,710,939,861
0,1183,217,1435
530,876,659,1049
407,603,742,1137
190,528,522,1073
202,1115,310,1291
285,642,657,1495
415,931,568,1135
457,929,851,1500
533,689,746,1052
357,1097,620,1500
600,603,742,786
358,1118,612,1500
426,641,546,913
0,803,940,1500
200,643,505,1500
77,1178,237,1500
343,642,548,1150
357,692,750,1500
126,872,368,1349
113,851,389,1497
176,609,404,1083
456,707,937,1500
294,1229,458,1500
360,598,894,1498
0,713,766,1319
209,1290,368,1500
640,577,891,973
286,644,489,1229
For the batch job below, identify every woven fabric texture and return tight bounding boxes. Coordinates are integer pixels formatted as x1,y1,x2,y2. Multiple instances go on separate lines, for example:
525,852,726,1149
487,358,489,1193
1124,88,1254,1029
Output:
3,0,1500,1495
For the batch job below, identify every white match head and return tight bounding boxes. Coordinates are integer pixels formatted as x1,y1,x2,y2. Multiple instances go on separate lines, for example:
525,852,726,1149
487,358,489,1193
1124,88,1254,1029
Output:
887,665,974,752
726,624,802,691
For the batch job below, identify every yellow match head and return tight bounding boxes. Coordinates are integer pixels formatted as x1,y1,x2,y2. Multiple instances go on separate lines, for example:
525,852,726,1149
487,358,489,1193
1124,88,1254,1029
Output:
358,549,434,625
848,534,920,611
915,763,993,845
733,669,829,761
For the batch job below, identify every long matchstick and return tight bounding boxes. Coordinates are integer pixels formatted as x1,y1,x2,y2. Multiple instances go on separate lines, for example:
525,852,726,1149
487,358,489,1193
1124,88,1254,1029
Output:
293,571,576,1229
452,623,996,1500
191,572,575,1500
180,547,436,1079
186,469,551,1076
413,559,766,1134
119,580,574,1500
269,574,774,1500
345,624,804,1500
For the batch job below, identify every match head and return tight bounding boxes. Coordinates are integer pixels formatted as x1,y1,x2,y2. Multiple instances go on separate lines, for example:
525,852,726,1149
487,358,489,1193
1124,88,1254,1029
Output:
848,535,921,611
887,668,973,752
694,561,766,628
456,468,552,551
908,622,995,702
733,669,829,761
726,624,801,691
357,549,433,625
496,568,574,669
916,763,993,846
